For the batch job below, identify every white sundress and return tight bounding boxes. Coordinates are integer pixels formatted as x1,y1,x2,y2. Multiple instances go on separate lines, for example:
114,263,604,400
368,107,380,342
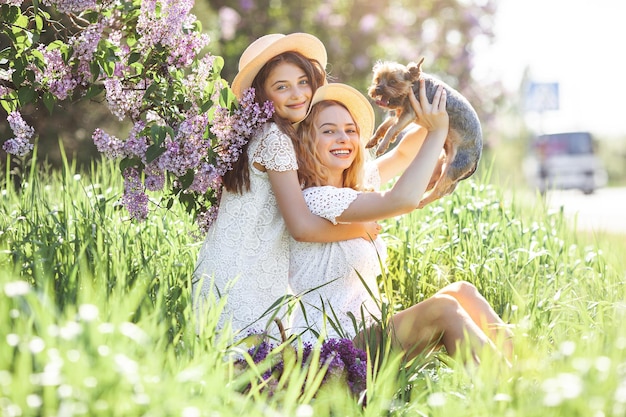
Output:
289,167,387,343
193,123,298,340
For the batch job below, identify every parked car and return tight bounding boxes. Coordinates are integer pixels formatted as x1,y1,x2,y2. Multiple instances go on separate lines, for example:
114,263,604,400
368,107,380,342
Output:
522,131,608,194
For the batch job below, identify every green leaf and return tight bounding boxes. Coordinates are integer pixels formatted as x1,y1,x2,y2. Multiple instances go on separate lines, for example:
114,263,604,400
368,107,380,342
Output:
13,13,28,29
11,65,25,87
83,84,104,100
17,86,35,106
48,40,65,50
219,87,231,108
179,170,194,190
30,48,45,69
212,56,224,74
150,125,166,145
35,14,44,31
128,52,142,65
101,59,116,77
14,29,33,50
1,96,17,114
120,157,142,173
199,100,213,113
1,5,19,24
43,92,55,114
145,144,165,164
89,60,101,80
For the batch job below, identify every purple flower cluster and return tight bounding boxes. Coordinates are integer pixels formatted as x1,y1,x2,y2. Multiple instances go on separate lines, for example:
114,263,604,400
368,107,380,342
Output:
317,338,368,394
32,46,78,100
211,88,274,176
182,54,217,101
42,0,97,13
156,113,210,177
92,128,126,159
103,77,146,121
136,0,208,67
236,337,368,396
121,168,149,221
3,112,35,157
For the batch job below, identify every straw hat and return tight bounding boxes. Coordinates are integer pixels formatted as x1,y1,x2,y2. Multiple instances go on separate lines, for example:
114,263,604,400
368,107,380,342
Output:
306,83,375,141
231,33,327,99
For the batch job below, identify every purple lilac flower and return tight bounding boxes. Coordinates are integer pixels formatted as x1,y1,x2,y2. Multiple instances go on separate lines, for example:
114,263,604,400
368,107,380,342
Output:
124,121,149,159
43,0,97,13
103,77,145,121
121,168,149,221
167,32,210,67
211,88,274,175
3,137,34,157
70,22,103,69
156,114,209,176
0,0,24,6
92,128,126,159
183,54,216,97
7,112,35,139
137,0,197,54
188,162,221,194
319,338,368,394
3,112,35,156
144,163,165,192
33,46,78,100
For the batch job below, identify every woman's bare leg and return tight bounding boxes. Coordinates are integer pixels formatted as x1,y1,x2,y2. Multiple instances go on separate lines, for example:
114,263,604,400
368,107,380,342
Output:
388,293,495,363
437,281,514,359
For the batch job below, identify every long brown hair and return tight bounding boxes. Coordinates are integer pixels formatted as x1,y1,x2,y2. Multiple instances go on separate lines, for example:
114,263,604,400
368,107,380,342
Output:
222,51,326,194
295,101,365,190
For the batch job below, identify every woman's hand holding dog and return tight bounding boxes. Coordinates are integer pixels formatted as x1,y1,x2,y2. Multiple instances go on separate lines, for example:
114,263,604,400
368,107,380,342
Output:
409,80,449,135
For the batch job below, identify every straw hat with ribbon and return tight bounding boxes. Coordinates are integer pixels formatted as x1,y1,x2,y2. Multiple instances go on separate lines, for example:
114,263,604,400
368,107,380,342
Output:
302,83,375,142
231,33,328,99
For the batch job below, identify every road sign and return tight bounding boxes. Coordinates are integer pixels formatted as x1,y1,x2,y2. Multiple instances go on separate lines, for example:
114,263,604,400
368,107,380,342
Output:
526,82,559,112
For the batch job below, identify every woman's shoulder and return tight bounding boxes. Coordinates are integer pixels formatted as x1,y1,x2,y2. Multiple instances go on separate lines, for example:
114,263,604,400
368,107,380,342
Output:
251,121,298,171
303,186,359,224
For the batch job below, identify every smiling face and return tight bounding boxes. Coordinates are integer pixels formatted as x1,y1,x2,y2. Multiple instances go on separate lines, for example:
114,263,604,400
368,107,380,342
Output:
263,62,313,123
313,103,361,187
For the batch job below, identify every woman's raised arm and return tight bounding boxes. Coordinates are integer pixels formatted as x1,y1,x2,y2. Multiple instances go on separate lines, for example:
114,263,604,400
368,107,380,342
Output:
269,169,380,242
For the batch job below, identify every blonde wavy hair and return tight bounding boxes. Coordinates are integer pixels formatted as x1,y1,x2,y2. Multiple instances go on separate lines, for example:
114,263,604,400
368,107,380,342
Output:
295,101,365,190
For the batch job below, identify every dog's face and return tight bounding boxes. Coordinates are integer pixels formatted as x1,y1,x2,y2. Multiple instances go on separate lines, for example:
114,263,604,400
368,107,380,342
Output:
368,60,423,109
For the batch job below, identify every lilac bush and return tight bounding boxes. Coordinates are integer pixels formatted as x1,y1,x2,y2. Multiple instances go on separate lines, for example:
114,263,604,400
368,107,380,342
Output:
1,0,272,231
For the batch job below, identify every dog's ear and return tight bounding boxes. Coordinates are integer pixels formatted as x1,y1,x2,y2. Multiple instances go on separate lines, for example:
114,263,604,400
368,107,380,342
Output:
406,57,425,82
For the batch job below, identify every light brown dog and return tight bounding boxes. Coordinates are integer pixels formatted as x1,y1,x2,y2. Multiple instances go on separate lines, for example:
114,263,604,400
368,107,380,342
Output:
367,58,483,207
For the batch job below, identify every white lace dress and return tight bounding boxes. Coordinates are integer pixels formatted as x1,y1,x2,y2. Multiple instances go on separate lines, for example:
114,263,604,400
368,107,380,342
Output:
193,123,298,340
289,168,387,343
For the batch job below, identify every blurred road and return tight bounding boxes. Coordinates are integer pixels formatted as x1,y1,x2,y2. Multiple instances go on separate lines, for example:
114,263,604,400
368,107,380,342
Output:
544,187,626,235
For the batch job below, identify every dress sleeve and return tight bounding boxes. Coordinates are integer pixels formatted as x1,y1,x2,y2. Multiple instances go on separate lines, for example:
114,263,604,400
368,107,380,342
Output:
251,124,298,171
302,186,359,225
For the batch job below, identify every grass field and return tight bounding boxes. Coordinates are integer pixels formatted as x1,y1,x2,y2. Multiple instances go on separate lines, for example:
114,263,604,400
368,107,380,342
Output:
1,153,625,417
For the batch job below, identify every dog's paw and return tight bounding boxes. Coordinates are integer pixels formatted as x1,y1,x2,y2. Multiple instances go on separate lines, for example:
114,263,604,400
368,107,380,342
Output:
365,137,380,149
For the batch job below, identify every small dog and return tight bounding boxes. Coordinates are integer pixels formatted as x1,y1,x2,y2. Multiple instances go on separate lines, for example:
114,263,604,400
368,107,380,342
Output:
367,58,483,208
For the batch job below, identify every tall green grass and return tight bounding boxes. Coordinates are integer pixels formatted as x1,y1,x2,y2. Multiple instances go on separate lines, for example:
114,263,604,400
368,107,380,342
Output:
1,153,625,416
